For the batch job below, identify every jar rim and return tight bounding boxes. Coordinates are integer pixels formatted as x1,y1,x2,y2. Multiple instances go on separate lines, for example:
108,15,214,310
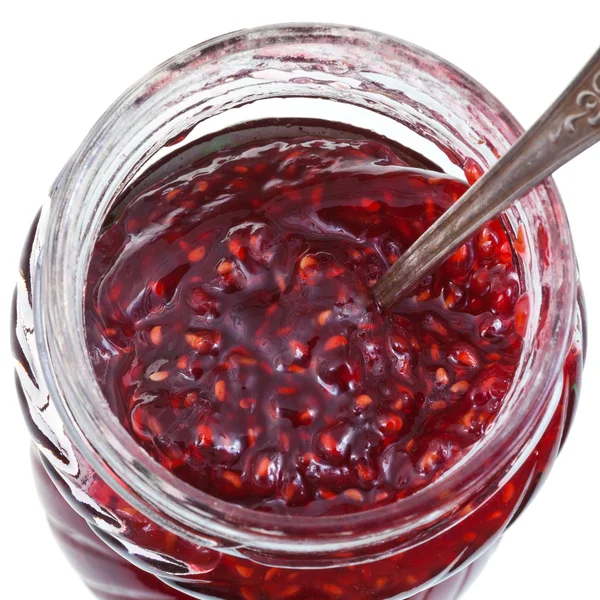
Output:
36,22,576,554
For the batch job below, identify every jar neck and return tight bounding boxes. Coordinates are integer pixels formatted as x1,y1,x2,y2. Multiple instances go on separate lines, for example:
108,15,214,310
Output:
35,23,577,562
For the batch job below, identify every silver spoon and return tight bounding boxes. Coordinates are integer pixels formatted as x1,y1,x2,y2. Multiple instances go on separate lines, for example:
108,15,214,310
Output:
373,47,600,311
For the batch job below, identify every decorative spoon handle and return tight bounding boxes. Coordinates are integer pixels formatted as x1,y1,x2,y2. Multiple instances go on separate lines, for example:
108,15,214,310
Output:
373,47,600,311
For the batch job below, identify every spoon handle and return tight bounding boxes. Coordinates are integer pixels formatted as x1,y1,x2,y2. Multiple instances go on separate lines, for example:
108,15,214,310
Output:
374,47,600,311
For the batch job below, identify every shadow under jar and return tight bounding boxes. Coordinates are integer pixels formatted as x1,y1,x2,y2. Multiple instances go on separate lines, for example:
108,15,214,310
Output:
13,24,585,600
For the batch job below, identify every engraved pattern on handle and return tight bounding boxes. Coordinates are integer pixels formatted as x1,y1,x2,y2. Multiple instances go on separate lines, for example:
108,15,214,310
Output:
374,47,600,311
551,70,600,141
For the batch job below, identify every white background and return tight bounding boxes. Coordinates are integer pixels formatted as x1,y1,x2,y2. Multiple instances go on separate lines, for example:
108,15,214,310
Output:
1,1,599,598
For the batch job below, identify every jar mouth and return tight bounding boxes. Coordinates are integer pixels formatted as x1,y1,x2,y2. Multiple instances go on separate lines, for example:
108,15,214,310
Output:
36,22,576,553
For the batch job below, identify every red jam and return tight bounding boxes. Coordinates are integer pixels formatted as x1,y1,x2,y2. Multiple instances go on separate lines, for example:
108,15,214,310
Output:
19,119,582,600
85,119,524,516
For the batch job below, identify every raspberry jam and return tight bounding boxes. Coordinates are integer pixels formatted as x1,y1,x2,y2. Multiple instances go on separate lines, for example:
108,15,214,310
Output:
25,119,583,600
14,22,586,600
85,120,524,516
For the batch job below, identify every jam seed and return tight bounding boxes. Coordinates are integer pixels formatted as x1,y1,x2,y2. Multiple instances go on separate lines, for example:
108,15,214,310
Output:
451,380,470,394
237,356,258,366
265,568,278,582
215,380,226,401
462,409,476,430
435,368,449,385
277,387,296,395
323,583,344,596
256,456,271,478
300,255,317,270
457,348,479,368
185,331,221,354
299,410,313,425
515,293,530,338
188,246,206,262
425,316,447,337
184,391,197,407
502,482,516,503
463,531,478,543
228,239,245,259
319,487,336,500
317,309,332,326
431,400,448,411
239,398,255,410
148,370,169,382
247,427,257,446
223,471,242,488
378,414,404,438
150,326,163,346
320,432,340,455
218,260,233,275
276,274,287,291
514,224,527,255
344,489,364,502
280,586,301,598
356,461,376,482
196,180,208,192
235,564,254,578
165,188,181,201
356,394,373,409
146,415,164,436
324,335,348,351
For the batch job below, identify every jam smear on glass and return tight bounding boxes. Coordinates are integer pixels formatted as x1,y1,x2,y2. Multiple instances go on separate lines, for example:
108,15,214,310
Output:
85,119,525,516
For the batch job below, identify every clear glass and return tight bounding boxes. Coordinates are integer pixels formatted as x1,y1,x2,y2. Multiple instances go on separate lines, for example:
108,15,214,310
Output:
13,23,585,600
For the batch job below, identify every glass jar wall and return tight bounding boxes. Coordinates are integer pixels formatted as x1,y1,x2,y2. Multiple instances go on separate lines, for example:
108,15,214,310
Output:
13,24,585,600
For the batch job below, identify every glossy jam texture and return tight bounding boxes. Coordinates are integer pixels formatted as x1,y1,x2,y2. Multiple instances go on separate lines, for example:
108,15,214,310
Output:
85,123,524,516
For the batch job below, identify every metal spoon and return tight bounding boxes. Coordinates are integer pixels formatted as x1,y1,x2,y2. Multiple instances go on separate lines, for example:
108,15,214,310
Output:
373,47,600,312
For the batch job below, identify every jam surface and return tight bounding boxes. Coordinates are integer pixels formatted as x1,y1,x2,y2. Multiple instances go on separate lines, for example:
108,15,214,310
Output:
85,120,524,516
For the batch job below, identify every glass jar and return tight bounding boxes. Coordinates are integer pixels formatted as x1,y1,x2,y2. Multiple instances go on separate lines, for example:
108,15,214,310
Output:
13,23,585,600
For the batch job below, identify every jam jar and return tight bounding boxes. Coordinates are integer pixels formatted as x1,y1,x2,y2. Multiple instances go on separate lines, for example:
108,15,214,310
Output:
13,24,585,600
